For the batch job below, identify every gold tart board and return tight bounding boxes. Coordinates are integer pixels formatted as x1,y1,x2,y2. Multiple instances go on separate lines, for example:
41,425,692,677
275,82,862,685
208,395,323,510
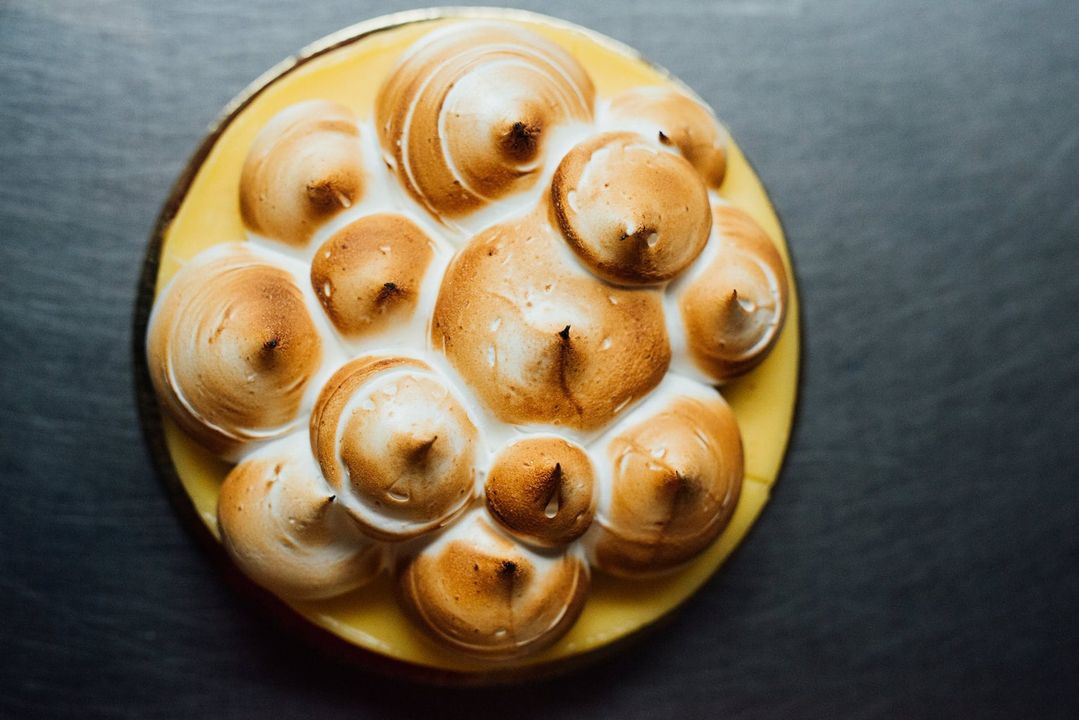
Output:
132,7,801,684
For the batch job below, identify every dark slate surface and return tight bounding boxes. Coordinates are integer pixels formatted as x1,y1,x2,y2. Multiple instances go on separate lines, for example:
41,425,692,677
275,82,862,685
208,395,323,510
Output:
2,0,1078,717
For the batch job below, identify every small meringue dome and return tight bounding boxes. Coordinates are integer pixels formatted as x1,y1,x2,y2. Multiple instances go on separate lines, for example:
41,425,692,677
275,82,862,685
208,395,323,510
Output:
217,435,382,600
679,205,789,382
399,513,589,658
147,245,323,457
485,437,596,548
551,131,711,285
309,214,435,338
376,21,594,220
432,211,670,431
589,392,743,577
608,87,730,187
310,357,478,541
239,100,364,247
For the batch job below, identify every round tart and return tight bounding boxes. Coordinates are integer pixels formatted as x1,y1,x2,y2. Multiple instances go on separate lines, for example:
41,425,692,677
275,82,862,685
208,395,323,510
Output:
136,8,800,682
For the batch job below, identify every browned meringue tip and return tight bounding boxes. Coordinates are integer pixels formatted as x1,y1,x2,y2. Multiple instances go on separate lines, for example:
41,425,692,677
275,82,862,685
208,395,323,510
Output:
485,436,596,548
239,100,364,247
310,213,435,337
310,356,478,541
146,245,323,458
398,515,589,658
679,205,789,382
217,436,382,600
608,87,730,188
589,392,743,577
551,131,712,285
376,21,595,221
431,211,670,431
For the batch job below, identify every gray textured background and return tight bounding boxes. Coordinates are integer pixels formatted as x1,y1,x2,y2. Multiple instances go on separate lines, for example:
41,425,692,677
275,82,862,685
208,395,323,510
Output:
2,0,1078,717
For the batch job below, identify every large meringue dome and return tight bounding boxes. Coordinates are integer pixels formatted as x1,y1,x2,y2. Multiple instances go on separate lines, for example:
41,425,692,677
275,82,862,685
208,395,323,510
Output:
143,10,798,679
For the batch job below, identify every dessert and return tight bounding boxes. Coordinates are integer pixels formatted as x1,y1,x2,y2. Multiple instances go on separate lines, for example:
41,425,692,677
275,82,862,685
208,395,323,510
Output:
141,9,799,680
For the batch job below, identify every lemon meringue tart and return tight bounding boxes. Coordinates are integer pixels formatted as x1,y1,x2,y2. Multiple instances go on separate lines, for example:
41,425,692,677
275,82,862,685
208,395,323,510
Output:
136,7,799,682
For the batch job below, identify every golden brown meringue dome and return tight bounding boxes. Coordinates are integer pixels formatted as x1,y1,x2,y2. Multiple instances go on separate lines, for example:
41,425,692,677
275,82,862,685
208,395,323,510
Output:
217,435,382,600
309,213,435,338
679,205,789,382
589,390,743,577
608,87,730,188
239,100,364,247
551,132,712,285
399,513,589,658
376,22,595,220
432,211,670,431
310,356,478,541
147,245,323,457
485,437,596,548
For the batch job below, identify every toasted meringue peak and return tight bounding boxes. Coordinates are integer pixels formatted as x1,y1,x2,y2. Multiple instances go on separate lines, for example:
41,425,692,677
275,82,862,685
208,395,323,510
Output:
432,210,670,431
239,100,364,247
217,435,382,600
678,205,789,382
608,87,730,187
485,436,596,548
589,390,743,577
147,245,323,457
376,21,595,221
310,356,478,540
309,213,435,338
399,513,589,658
551,132,711,285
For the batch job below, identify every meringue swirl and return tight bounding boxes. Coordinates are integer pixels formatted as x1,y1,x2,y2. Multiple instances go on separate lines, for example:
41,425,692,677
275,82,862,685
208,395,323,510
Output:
217,434,382,600
309,213,435,338
376,21,594,221
485,436,596,548
240,100,365,247
310,356,478,541
551,132,712,284
147,245,323,458
432,210,670,431
399,512,589,658
588,385,744,577
677,205,789,382
608,87,730,187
